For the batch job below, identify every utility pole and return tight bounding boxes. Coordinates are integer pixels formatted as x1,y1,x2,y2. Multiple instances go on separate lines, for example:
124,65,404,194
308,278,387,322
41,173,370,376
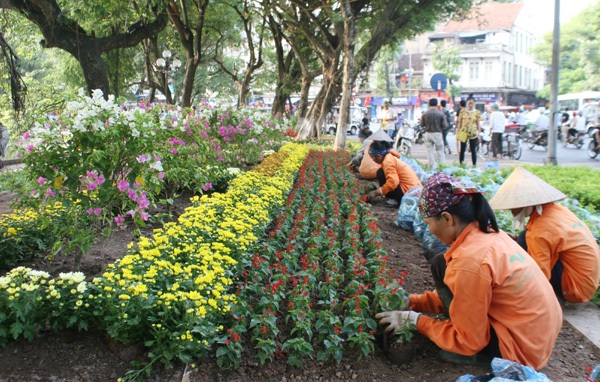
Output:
548,0,560,165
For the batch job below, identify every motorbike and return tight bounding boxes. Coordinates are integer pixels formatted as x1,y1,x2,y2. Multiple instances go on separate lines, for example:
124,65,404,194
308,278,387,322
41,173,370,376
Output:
562,128,585,149
588,126,600,159
393,120,416,156
480,127,522,160
526,129,548,150
413,123,425,145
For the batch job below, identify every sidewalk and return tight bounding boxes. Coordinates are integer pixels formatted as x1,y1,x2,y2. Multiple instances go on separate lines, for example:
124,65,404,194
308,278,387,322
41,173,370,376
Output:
408,140,530,169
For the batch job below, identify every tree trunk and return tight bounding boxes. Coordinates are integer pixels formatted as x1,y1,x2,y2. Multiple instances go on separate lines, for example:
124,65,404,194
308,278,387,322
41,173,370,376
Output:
334,0,357,151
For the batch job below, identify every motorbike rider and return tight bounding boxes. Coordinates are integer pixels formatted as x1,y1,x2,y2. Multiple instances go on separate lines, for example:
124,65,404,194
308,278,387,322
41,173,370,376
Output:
532,110,550,145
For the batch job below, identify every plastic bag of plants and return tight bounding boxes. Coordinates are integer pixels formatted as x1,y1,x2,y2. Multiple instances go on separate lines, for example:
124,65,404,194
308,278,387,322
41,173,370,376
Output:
396,186,422,231
455,357,552,382
412,211,426,242
422,229,448,261
401,156,425,182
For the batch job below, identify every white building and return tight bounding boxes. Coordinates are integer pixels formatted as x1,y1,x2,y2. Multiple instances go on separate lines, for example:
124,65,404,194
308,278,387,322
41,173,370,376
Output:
421,2,547,109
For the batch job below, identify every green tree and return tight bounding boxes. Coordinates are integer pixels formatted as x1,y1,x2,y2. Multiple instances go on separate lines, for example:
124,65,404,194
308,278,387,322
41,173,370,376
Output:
1,0,169,96
533,1,600,97
430,42,462,98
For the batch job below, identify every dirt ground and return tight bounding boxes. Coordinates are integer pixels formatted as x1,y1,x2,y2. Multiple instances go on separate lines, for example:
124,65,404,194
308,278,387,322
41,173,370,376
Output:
0,185,599,382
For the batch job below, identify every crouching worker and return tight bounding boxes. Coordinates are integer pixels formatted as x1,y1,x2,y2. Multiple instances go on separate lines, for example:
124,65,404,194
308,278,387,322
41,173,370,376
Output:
347,129,396,180
366,140,422,207
376,172,562,369
489,167,600,304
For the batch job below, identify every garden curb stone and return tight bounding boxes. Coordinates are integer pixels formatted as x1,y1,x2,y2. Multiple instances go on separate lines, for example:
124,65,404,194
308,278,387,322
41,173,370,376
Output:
562,302,600,351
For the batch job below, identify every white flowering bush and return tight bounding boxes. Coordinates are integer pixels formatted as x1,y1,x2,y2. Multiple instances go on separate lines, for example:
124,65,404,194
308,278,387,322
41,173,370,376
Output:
7,90,290,268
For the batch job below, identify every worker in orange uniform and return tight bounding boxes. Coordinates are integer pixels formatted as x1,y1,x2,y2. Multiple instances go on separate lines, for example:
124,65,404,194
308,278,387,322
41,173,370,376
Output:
366,139,422,207
489,167,600,304
347,129,400,180
376,172,562,369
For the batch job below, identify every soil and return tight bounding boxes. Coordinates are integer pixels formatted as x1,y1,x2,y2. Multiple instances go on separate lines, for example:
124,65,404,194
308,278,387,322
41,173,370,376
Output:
0,184,599,382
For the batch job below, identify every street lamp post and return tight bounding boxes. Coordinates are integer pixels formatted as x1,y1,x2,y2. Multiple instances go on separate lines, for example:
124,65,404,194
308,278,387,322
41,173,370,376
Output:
156,49,182,105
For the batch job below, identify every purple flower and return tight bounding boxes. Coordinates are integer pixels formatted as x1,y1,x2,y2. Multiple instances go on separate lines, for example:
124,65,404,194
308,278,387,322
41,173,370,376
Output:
86,207,102,216
87,182,98,191
114,214,125,227
45,188,56,197
158,173,164,180
128,189,138,201
117,180,129,193
170,149,178,154
23,132,30,139
37,177,46,185
202,183,213,191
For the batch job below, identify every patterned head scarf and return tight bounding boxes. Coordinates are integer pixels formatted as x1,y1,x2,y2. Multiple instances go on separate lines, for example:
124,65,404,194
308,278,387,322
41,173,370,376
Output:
418,172,481,218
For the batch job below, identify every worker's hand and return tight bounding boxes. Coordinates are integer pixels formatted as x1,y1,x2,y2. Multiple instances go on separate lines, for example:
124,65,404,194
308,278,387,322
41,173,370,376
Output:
375,310,421,334
367,188,383,201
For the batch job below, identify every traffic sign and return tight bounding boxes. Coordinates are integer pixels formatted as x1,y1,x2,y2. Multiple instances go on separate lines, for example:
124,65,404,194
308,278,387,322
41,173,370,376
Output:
430,73,448,91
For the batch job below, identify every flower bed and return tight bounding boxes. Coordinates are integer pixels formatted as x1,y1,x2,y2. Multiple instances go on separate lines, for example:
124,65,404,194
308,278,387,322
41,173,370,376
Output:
1,92,289,268
219,150,409,369
0,143,309,380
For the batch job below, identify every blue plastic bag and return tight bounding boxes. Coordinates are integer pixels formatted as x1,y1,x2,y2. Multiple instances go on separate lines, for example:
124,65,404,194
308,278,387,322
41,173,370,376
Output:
455,357,551,382
396,186,422,231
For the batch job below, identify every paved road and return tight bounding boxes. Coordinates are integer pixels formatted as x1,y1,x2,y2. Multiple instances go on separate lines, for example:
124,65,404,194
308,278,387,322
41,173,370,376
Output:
349,129,600,169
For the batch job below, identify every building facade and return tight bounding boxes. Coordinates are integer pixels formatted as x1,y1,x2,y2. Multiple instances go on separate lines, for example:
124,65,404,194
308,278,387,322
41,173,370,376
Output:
420,2,547,110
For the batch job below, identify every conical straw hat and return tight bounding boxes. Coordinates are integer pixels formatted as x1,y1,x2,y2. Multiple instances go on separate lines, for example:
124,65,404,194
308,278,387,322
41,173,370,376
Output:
489,167,566,210
369,129,394,142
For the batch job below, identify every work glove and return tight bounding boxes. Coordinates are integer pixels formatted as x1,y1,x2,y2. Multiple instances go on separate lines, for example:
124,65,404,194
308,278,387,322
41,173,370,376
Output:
367,188,383,201
375,310,421,334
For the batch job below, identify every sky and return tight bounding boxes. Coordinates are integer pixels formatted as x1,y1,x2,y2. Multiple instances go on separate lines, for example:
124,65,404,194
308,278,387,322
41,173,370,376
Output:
523,0,598,34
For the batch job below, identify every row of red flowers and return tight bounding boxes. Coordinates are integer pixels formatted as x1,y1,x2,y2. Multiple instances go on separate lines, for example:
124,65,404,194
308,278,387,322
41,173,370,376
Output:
217,150,410,368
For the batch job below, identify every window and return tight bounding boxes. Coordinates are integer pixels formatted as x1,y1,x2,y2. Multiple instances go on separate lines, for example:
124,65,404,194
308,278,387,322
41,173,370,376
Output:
469,61,480,81
484,61,493,80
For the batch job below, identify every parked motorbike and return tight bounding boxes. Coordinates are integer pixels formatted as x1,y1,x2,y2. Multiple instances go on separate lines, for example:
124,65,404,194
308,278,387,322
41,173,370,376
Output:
480,127,522,160
413,123,425,145
563,128,585,149
393,121,416,156
588,126,600,159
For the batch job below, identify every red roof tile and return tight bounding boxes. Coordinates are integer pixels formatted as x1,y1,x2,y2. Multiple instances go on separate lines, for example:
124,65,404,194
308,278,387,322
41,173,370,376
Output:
440,3,524,33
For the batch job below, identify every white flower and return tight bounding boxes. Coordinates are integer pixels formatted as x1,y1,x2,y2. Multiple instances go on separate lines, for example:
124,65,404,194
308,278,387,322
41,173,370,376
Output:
149,161,163,171
227,167,241,175
131,128,140,137
59,272,86,283
76,282,87,294
27,270,50,279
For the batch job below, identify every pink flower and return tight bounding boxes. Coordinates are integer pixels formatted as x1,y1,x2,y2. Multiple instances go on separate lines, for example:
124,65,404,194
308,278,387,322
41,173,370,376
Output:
23,132,30,139
158,173,164,180
86,208,102,216
139,211,149,221
137,192,149,209
45,188,56,197
128,189,138,201
114,214,125,227
27,145,34,153
87,182,98,191
117,180,129,193
37,177,46,185
97,176,106,185
170,149,178,154
202,183,213,191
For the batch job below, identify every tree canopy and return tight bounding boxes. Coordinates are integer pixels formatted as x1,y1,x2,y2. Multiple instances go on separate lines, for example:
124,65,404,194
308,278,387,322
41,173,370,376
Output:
533,0,600,97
